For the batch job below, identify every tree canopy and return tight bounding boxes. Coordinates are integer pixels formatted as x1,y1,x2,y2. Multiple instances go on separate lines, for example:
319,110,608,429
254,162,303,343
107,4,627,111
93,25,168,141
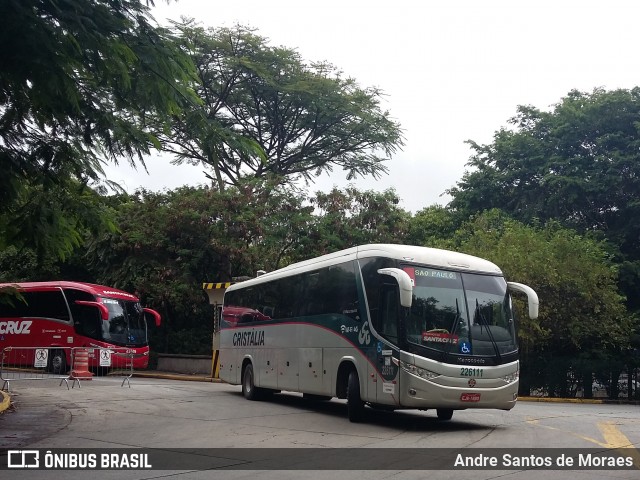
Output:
448,87,640,309
0,0,198,259
160,21,404,190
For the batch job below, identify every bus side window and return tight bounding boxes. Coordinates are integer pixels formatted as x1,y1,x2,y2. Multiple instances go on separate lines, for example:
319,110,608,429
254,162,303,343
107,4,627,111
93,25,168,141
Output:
301,262,359,320
359,256,396,329
64,289,101,340
330,262,359,320
14,290,71,322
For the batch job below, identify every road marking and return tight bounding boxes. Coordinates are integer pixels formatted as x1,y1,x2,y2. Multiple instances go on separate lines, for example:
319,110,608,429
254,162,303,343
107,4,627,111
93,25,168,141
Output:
597,421,640,468
526,417,640,468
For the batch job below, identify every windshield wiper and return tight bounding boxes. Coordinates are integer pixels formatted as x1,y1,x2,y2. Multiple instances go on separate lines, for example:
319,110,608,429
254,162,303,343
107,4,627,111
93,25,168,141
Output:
440,298,462,362
474,299,501,362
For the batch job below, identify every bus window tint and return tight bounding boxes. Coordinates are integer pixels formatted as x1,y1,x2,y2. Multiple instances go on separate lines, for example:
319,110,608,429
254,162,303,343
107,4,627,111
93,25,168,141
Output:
329,263,359,320
379,284,399,342
462,273,517,355
402,267,469,353
100,298,147,346
223,261,359,325
65,289,101,340
0,290,70,322
301,263,358,319
359,257,396,332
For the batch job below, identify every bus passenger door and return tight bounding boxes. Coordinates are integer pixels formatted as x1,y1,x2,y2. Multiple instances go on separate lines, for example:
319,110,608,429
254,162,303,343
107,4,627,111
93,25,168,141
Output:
374,284,401,406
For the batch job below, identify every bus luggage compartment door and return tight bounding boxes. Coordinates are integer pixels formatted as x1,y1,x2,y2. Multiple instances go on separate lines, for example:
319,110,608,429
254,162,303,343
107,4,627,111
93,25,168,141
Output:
299,348,323,394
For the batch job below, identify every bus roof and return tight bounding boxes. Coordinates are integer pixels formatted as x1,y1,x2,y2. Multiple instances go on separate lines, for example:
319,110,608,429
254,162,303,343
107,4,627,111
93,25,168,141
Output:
0,281,139,301
227,244,503,292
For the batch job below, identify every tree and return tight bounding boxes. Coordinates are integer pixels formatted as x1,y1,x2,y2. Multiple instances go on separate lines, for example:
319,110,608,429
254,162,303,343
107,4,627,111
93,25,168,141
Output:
448,211,632,397
0,0,199,261
304,186,410,256
405,205,462,248
447,88,640,310
160,22,404,191
0,178,117,269
85,182,315,353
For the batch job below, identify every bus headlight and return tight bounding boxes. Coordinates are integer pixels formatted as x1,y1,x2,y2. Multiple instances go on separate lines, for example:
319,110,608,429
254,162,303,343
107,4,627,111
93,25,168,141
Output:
400,361,438,381
500,371,519,384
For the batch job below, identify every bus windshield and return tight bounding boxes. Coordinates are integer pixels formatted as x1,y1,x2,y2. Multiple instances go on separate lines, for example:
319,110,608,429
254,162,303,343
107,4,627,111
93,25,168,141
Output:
99,298,148,347
403,267,517,358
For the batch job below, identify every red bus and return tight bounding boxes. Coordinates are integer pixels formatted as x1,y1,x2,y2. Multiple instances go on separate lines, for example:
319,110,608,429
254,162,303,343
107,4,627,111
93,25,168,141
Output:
0,281,161,373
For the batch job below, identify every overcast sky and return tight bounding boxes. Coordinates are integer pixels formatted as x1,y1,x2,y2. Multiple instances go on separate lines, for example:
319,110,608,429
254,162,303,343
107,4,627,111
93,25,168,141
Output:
103,0,640,212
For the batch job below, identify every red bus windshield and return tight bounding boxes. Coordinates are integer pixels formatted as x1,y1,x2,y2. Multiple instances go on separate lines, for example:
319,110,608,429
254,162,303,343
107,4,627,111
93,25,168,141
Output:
99,298,148,347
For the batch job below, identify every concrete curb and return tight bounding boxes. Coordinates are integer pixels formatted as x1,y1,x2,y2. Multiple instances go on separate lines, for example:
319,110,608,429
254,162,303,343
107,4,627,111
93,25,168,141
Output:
0,390,10,413
519,396,606,404
519,396,639,405
130,371,221,383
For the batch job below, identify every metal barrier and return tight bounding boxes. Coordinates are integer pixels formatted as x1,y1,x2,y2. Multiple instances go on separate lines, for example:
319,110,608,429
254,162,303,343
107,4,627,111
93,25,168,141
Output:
1,346,137,391
0,346,78,391
88,346,135,388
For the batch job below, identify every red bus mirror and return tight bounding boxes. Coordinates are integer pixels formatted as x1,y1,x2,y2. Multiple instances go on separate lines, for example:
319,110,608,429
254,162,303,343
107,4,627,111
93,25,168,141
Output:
144,308,161,327
75,300,109,320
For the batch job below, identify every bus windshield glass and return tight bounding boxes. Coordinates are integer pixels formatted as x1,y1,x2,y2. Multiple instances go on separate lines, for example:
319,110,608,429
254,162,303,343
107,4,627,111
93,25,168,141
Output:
99,298,148,347
403,267,517,357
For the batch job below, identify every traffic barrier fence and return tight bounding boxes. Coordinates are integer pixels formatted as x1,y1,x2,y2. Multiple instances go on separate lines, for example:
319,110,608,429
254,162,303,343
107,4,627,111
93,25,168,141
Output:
1,346,136,391
1,346,76,391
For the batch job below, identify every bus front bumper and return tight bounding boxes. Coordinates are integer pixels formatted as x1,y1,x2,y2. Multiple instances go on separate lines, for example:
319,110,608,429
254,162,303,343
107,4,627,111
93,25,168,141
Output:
398,369,519,411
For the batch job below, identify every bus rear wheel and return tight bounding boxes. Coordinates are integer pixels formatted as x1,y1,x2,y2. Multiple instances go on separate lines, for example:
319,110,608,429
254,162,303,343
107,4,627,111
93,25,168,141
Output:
437,408,454,420
242,363,261,400
347,370,365,422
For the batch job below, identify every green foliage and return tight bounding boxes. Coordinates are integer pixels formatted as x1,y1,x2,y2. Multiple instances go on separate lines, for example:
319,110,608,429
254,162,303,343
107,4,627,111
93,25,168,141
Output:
448,211,633,396
448,88,640,310
0,0,199,263
443,87,640,396
162,21,404,190
405,205,462,249
1,179,118,263
304,187,410,256
0,247,60,282
85,181,316,353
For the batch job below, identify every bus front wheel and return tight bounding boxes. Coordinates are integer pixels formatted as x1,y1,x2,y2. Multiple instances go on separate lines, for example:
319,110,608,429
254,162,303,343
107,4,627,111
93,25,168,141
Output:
437,408,454,420
347,370,365,422
242,363,260,400
48,350,67,375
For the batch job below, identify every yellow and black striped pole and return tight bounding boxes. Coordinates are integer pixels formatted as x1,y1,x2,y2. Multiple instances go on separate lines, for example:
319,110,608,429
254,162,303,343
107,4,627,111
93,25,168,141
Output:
202,282,233,379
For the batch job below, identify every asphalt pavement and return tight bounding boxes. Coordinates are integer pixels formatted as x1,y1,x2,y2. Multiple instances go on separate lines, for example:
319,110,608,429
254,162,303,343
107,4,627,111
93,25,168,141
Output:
0,370,635,417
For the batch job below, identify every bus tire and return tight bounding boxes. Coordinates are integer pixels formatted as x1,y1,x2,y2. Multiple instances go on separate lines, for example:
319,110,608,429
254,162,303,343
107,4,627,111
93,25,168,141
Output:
48,349,67,375
242,363,260,401
347,370,365,422
437,408,454,420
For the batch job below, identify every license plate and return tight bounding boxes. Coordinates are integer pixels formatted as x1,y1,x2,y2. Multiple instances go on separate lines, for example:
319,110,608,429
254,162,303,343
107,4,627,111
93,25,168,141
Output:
460,393,481,402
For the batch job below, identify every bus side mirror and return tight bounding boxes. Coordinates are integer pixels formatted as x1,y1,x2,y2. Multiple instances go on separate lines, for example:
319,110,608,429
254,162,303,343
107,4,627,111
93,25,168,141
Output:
144,308,161,327
75,300,109,320
507,282,539,319
377,268,413,308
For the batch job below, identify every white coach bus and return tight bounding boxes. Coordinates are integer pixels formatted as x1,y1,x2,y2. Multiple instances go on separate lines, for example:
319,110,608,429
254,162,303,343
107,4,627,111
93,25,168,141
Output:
219,244,538,422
